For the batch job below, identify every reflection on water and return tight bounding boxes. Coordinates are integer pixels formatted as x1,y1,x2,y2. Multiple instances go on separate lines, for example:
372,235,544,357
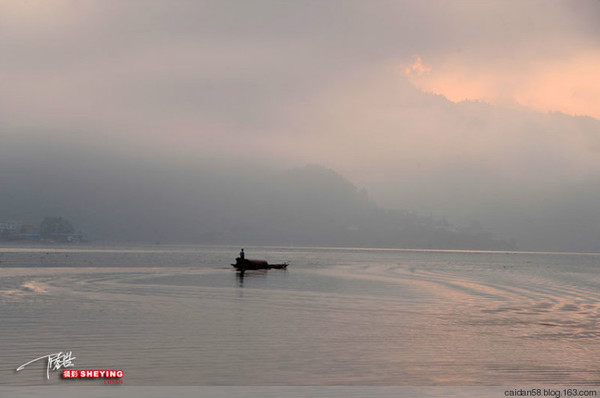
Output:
1,245,599,385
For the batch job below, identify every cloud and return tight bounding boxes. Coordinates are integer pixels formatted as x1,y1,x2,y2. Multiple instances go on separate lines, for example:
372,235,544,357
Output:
1,1,599,185
405,51,600,119
515,52,600,118
404,55,432,77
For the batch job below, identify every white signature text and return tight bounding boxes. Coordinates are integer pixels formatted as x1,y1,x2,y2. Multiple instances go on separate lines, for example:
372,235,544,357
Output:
16,351,76,379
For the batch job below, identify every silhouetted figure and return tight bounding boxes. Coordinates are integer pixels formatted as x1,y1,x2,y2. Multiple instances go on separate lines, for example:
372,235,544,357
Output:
240,248,245,260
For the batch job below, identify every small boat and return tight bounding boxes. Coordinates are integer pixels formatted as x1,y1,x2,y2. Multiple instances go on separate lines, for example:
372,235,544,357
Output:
231,258,288,271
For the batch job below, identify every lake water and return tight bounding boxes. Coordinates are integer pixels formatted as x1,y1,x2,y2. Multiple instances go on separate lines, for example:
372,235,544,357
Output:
1,244,599,388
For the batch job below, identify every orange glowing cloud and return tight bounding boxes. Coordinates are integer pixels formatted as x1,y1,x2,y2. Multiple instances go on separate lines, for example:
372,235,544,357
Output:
514,53,600,119
404,55,432,77
405,52,600,119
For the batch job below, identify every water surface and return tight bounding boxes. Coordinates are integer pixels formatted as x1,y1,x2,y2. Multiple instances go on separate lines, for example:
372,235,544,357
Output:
1,244,599,385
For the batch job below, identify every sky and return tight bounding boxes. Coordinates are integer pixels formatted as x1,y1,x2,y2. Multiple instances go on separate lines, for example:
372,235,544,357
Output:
1,0,600,249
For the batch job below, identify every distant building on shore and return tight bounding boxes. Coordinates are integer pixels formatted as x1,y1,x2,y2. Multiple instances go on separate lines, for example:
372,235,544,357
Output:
0,220,20,234
0,220,42,241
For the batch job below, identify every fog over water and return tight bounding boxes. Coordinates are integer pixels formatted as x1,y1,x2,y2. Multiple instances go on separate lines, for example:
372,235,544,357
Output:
1,1,600,251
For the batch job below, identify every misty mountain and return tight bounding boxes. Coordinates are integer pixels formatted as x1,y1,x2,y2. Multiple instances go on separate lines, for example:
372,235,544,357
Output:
0,145,513,249
3,79,600,252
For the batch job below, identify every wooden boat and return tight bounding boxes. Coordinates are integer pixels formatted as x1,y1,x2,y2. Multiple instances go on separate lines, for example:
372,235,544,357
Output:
231,258,288,271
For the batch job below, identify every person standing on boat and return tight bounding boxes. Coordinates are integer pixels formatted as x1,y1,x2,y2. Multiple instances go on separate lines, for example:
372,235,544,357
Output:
240,248,245,260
